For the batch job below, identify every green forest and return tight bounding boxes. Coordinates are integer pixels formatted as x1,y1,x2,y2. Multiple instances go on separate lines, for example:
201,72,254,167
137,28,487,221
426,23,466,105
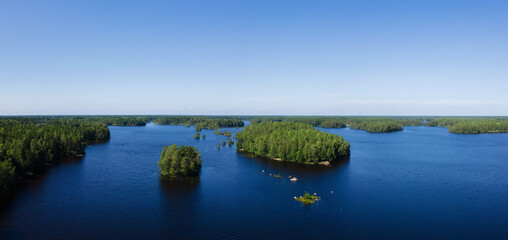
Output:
236,122,350,164
153,116,244,131
158,144,202,180
2,116,151,126
0,118,110,198
425,117,508,134
248,116,423,132
213,130,232,137
248,116,508,134
88,116,150,126
250,116,347,128
349,121,403,133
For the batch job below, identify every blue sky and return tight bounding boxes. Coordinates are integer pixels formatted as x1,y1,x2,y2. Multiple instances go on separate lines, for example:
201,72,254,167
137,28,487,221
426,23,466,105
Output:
1,0,507,115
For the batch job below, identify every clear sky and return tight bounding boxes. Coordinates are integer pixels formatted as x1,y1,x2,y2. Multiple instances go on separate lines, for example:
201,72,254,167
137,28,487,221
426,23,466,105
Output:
1,0,507,116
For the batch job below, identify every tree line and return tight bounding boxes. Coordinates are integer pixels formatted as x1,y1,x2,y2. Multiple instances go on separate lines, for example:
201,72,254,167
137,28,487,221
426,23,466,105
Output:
87,116,150,126
349,121,403,133
0,118,110,198
153,116,244,131
236,122,350,164
248,116,424,132
425,117,508,134
2,116,151,126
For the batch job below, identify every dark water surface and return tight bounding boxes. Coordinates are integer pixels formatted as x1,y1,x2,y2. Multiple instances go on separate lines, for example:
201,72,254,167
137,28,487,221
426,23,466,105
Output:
1,124,508,239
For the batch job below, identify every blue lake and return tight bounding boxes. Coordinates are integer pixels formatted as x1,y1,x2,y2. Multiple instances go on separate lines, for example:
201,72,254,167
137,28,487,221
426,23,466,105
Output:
1,123,508,239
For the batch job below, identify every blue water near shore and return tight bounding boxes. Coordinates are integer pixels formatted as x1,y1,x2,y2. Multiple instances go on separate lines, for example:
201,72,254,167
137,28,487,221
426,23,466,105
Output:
1,123,508,239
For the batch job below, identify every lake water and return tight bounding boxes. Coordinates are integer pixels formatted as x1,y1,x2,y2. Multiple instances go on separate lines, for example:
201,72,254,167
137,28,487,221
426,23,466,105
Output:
1,123,508,239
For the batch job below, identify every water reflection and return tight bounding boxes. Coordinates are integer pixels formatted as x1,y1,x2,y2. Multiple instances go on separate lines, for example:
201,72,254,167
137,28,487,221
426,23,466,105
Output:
159,177,200,194
238,151,350,175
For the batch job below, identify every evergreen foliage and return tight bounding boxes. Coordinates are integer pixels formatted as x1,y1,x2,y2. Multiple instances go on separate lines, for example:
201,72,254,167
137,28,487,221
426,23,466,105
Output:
349,121,403,133
153,117,244,131
84,116,150,126
236,122,350,164
295,192,320,205
158,145,201,180
0,118,110,198
249,116,423,132
425,118,508,133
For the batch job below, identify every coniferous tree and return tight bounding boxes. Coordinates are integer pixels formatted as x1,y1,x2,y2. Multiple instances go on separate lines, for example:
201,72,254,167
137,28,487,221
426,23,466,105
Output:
158,144,201,180
236,122,350,164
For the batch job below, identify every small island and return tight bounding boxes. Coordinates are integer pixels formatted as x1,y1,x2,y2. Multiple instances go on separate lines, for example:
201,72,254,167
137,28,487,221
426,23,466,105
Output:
213,130,232,137
157,145,202,181
236,122,350,164
295,192,320,205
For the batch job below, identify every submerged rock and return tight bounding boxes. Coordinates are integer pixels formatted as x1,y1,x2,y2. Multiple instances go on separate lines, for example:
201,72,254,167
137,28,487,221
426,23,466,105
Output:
290,177,298,182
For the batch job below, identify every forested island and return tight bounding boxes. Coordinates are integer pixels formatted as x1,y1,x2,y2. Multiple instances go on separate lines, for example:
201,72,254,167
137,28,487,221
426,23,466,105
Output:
248,116,508,134
349,121,403,133
295,192,320,205
425,117,508,134
236,122,350,164
250,116,347,128
249,116,423,133
153,116,244,131
158,145,202,181
0,118,110,199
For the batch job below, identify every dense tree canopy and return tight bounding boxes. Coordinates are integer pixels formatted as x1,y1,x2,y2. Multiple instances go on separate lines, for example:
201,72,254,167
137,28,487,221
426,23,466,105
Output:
153,116,244,131
158,145,202,180
249,116,346,128
95,116,149,126
236,122,350,164
1,116,151,126
349,121,403,133
248,116,423,132
425,118,508,133
0,118,110,198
